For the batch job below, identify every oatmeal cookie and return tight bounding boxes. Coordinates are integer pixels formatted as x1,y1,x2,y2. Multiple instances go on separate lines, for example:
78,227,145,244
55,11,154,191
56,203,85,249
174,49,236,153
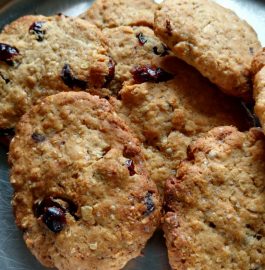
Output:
80,0,157,29
9,92,161,270
0,14,112,129
112,57,250,194
164,126,265,270
252,48,265,133
154,0,261,98
103,26,171,94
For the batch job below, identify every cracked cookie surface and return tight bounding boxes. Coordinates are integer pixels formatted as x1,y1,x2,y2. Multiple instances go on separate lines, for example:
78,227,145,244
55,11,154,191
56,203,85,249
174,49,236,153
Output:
0,15,111,129
9,92,161,270
112,57,250,194
163,126,265,270
154,0,261,98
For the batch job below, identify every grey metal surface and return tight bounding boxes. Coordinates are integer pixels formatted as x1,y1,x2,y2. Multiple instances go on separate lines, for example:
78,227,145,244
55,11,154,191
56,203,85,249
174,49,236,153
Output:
0,1,264,270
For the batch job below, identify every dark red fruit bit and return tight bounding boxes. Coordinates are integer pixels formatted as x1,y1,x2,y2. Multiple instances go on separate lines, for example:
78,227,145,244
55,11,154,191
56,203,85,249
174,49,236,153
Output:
131,65,174,83
104,58,116,86
153,44,169,57
241,101,261,128
29,21,45,41
42,206,66,233
166,20,173,36
136,32,147,46
32,132,46,143
125,159,136,176
144,192,155,216
0,43,19,65
0,128,15,148
61,64,87,90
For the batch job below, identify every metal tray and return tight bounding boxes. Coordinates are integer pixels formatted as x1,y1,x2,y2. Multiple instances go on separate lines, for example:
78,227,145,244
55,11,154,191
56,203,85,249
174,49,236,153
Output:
0,1,264,269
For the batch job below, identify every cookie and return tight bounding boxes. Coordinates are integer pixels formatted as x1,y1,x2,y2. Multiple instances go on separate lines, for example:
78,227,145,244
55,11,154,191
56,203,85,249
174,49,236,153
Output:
252,48,265,133
154,0,261,98
103,26,171,94
0,14,112,129
112,57,251,194
80,0,157,29
9,92,161,270
163,126,265,270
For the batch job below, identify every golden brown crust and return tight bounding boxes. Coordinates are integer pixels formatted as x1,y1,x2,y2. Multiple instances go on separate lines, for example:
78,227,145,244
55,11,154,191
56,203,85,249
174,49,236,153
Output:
112,57,251,194
80,0,157,29
9,92,161,270
154,0,261,98
0,15,111,129
252,48,265,135
164,126,265,270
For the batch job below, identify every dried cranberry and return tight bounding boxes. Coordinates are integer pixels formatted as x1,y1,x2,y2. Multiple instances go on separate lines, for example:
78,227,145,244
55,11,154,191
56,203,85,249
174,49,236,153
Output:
125,159,136,176
131,65,174,83
61,64,87,89
136,32,147,46
144,192,155,216
42,206,66,233
0,43,19,65
104,58,116,86
153,44,169,57
29,21,45,41
0,128,15,148
32,132,46,143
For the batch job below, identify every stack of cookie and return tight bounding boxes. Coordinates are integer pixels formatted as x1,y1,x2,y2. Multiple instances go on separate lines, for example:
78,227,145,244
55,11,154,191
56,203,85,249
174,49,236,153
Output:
0,0,264,269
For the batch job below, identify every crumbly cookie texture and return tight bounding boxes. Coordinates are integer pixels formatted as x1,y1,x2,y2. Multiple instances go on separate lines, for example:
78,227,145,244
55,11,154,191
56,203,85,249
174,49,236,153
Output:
80,0,157,29
112,57,250,194
103,26,170,94
0,15,112,129
9,92,161,270
163,126,265,270
154,0,261,98
252,48,265,133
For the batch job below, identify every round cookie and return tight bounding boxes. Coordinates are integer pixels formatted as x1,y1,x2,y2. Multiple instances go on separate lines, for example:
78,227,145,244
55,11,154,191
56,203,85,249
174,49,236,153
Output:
80,0,157,29
154,0,261,98
163,126,265,270
252,48,265,133
112,57,251,194
9,92,161,270
0,14,112,129
103,26,171,94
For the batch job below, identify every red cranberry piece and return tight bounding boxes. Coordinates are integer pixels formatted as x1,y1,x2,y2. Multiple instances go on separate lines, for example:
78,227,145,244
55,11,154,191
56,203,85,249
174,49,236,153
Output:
131,65,174,84
136,32,147,46
144,191,155,216
29,21,45,41
153,44,169,57
125,159,136,176
42,206,66,233
104,58,116,86
31,132,46,143
0,43,19,65
61,64,87,89
0,128,15,148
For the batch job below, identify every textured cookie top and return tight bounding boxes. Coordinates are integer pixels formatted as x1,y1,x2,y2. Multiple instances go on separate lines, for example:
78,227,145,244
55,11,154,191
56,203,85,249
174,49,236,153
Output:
252,48,265,134
9,92,161,270
0,15,112,129
112,57,251,193
80,0,157,29
164,126,265,270
103,26,170,94
154,0,261,98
